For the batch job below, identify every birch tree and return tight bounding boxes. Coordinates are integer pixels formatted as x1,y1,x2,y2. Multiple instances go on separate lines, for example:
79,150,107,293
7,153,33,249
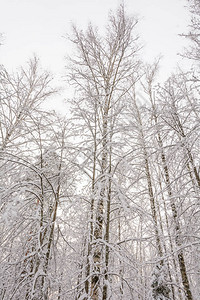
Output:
0,114,76,299
67,5,141,299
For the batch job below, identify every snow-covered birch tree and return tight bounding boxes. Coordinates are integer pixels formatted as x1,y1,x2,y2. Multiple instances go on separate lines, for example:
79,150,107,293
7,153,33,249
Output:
66,5,141,299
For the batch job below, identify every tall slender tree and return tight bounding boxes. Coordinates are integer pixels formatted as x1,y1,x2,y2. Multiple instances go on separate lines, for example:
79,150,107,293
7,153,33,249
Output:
67,5,141,299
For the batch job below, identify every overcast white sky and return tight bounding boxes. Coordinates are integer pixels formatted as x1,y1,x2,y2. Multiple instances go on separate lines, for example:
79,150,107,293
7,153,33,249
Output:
0,0,191,109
